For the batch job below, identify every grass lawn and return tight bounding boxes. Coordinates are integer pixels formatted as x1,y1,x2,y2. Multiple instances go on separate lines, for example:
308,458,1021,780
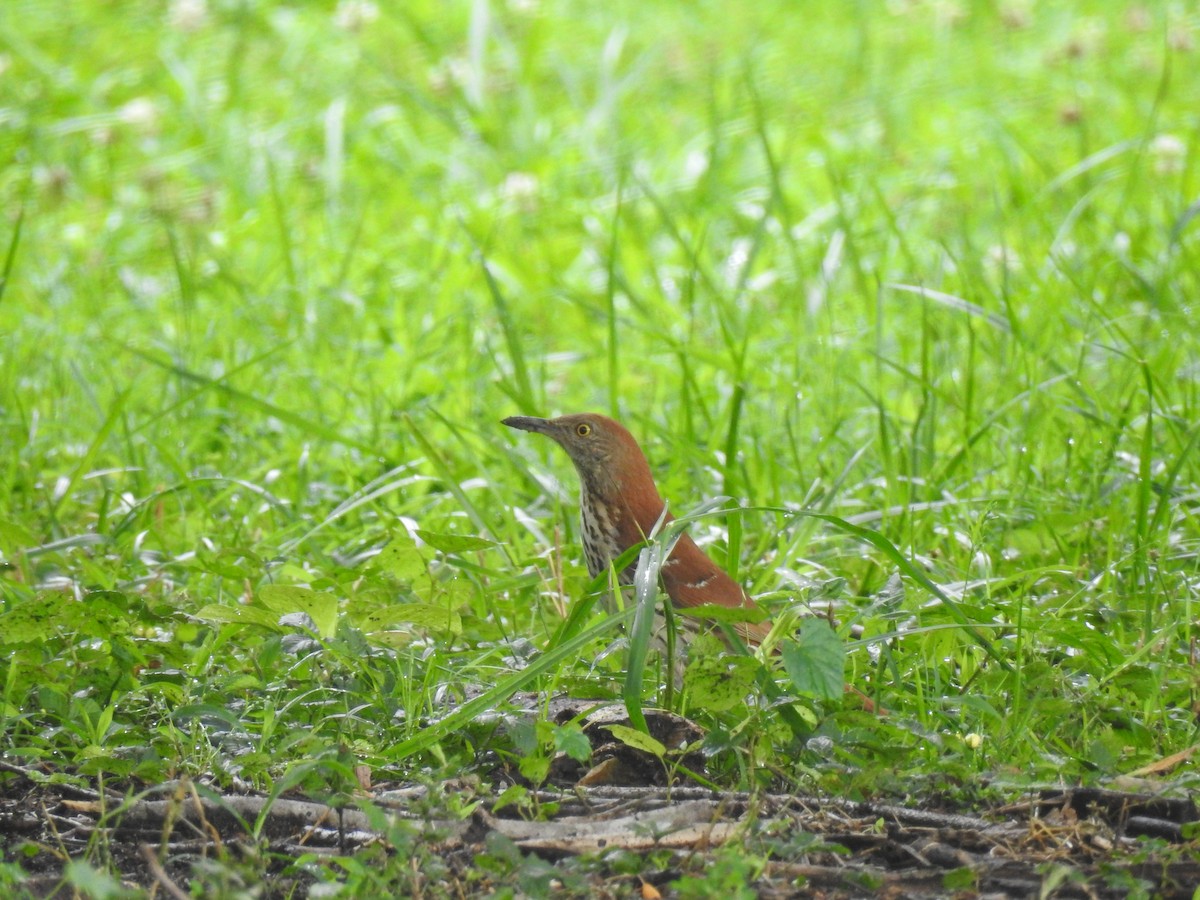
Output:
2,0,1199,895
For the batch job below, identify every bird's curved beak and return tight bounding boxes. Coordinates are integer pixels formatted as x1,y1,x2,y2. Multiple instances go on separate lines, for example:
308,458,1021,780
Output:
502,416,554,435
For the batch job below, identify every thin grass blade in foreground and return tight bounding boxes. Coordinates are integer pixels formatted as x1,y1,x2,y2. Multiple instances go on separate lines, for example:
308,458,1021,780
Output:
478,255,537,414
671,503,1008,669
125,346,374,452
0,199,24,307
624,539,675,736
777,509,1010,669
387,608,633,762
49,388,130,520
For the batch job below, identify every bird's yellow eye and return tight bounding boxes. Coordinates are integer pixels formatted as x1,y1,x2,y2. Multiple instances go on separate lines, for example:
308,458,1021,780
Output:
576,423,592,437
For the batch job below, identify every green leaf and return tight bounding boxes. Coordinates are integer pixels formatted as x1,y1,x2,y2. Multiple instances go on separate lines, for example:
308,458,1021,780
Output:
553,722,592,763
780,619,845,701
605,723,666,758
0,592,137,643
415,530,495,554
942,867,977,890
683,653,762,712
359,602,462,635
78,753,136,778
65,861,127,900
373,533,429,584
780,509,1008,668
0,593,63,643
0,519,36,551
194,604,283,631
258,584,339,639
95,704,115,740
388,608,632,761
492,784,530,813
517,753,550,784
437,576,477,606
61,592,133,637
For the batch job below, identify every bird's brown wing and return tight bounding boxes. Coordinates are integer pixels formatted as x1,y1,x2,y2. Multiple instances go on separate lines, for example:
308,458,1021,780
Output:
660,535,772,644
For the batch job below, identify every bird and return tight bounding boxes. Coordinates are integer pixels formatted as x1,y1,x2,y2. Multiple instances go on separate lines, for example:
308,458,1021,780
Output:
502,413,772,645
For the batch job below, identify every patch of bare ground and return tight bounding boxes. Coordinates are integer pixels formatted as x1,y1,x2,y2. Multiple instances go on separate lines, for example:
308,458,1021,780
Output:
2,759,1198,898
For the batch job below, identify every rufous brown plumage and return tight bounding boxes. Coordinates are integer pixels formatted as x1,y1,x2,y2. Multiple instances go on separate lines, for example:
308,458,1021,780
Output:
503,413,771,644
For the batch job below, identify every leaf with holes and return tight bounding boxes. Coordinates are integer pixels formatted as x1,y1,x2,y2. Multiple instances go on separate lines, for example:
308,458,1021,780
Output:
373,533,429,585
684,652,761,712
356,602,462,636
0,593,62,644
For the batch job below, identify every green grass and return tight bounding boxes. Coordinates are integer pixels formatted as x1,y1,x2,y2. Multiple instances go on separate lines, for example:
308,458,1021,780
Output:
2,0,1199,893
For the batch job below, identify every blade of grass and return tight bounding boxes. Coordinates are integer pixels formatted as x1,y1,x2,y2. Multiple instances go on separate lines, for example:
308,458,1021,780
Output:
389,608,632,761
49,388,130,519
684,502,1012,670
0,199,25,307
1135,362,1154,640
124,342,295,435
407,410,518,567
886,283,1011,333
477,255,536,413
111,475,292,538
787,509,1009,668
622,545,662,735
123,345,374,453
605,174,624,420
266,153,300,299
550,540,646,647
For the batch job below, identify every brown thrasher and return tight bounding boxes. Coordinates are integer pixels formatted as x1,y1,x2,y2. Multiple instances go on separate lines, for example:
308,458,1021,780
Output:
503,413,771,644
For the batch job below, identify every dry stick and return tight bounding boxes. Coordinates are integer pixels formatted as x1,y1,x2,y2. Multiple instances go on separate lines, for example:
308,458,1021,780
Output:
186,780,226,851
139,843,191,900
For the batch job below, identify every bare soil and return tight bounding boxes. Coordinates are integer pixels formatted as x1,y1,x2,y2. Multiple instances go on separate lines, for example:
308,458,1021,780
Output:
3,758,1198,898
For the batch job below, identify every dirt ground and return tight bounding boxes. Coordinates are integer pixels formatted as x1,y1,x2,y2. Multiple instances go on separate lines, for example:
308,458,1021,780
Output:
3,756,1199,899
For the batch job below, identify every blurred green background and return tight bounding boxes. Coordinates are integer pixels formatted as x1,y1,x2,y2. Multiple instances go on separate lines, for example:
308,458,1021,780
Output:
1,0,1198,789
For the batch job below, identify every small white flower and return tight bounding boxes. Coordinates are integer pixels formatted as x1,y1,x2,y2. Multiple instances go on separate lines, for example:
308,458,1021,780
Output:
983,244,1019,272
1150,134,1186,175
428,56,472,93
168,0,208,32
683,149,709,182
971,550,992,579
62,223,86,245
498,172,540,213
964,732,984,750
1168,24,1194,53
931,1,967,28
334,0,379,32
500,172,539,202
725,237,752,288
118,97,159,128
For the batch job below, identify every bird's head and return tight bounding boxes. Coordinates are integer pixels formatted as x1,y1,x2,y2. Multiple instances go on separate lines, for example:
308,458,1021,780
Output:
502,413,657,499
